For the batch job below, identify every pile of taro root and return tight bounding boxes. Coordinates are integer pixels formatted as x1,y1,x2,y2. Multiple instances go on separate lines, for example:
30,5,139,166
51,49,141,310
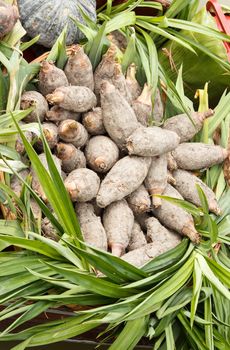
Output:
13,44,228,267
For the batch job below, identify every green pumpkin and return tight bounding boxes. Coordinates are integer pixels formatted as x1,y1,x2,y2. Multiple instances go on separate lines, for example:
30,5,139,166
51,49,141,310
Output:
17,0,96,48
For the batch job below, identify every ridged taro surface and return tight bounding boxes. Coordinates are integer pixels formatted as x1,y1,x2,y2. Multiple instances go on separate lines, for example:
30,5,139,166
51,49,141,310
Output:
18,0,96,47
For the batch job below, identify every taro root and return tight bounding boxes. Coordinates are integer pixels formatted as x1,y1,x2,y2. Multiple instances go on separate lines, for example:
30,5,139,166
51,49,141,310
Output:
126,63,141,101
173,169,221,215
82,107,105,135
35,122,58,151
172,143,228,170
167,152,178,171
107,30,127,51
167,171,176,186
153,89,164,123
127,184,151,215
46,86,97,113
76,203,107,251
64,45,94,90
145,154,168,207
132,84,152,126
134,212,150,231
15,122,33,155
41,217,59,241
163,109,214,142
126,126,180,157
10,169,30,197
127,221,147,251
94,44,117,97
112,63,132,103
103,199,134,256
146,217,181,245
58,120,88,148
64,168,100,202
38,61,68,96
0,1,19,39
85,136,119,173
46,106,81,123
31,153,62,203
153,184,200,243
21,91,48,123
122,240,180,268
56,143,86,173
97,155,151,208
100,81,139,149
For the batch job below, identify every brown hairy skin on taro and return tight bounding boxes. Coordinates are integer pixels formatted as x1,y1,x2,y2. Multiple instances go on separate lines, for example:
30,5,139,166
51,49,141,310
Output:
82,107,105,136
46,106,81,123
173,169,221,215
145,154,168,208
64,168,100,202
126,126,180,157
85,136,119,173
0,1,19,38
127,221,147,251
46,86,97,113
76,203,107,251
103,199,134,256
126,63,141,101
153,184,200,244
38,61,68,96
58,119,88,148
96,155,151,208
100,81,139,149
167,152,178,171
145,217,181,245
64,45,94,91
56,143,86,174
127,184,151,215
21,91,48,123
41,217,59,242
132,84,152,126
112,63,132,103
163,109,214,143
172,143,228,170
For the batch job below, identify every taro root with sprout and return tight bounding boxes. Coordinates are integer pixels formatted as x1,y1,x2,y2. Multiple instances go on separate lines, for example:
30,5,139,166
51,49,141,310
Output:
126,126,180,157
46,86,97,113
163,109,214,142
96,155,151,208
171,143,228,170
82,107,105,136
38,61,69,96
85,135,119,173
56,143,86,173
64,168,100,202
64,45,94,90
153,184,200,244
100,80,139,149
103,199,134,256
21,91,48,123
76,203,107,251
173,169,221,215
132,84,153,126
127,184,151,215
58,120,88,148
46,106,81,123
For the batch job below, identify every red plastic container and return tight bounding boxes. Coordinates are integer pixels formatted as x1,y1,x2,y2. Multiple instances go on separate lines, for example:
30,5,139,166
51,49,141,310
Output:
206,0,230,61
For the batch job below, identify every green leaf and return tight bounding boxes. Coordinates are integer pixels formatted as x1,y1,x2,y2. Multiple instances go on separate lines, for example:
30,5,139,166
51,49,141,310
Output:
165,323,175,350
197,254,230,299
108,316,150,350
124,254,194,320
191,258,202,327
42,261,140,298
